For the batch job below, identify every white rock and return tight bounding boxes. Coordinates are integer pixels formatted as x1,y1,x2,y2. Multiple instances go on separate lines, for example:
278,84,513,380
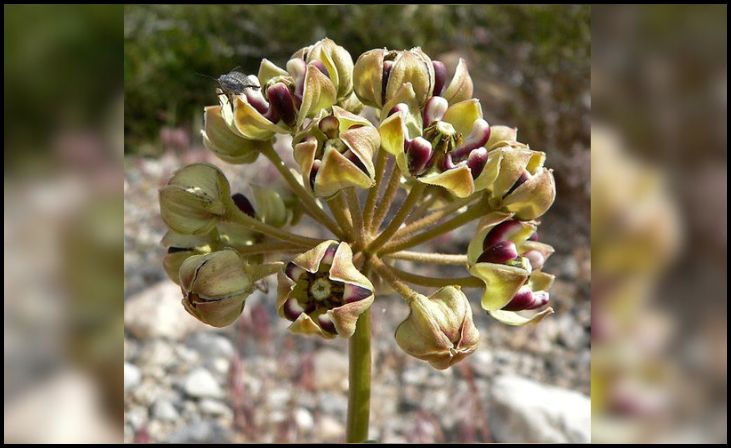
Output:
471,350,495,377
124,363,141,391
184,368,223,399
489,375,590,443
210,358,231,375
187,333,235,359
316,415,345,442
125,281,207,340
126,407,148,430
267,388,290,409
152,400,178,421
199,399,232,418
138,340,176,367
313,349,349,391
294,407,314,431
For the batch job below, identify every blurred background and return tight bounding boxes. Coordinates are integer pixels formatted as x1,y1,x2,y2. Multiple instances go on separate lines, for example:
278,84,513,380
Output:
121,4,590,443
591,5,727,443
5,4,124,443
4,4,726,445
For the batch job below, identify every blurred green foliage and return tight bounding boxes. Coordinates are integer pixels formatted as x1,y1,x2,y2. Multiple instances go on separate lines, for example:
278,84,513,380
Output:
124,5,590,155
5,5,123,168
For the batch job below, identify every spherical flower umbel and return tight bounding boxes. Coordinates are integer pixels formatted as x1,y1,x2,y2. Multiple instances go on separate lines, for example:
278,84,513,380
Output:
395,286,479,369
293,106,379,198
467,212,555,325
156,39,564,439
277,241,374,338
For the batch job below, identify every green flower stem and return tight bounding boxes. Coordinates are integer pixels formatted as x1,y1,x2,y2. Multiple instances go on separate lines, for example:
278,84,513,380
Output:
380,198,490,254
391,196,476,242
235,241,315,256
405,189,437,224
367,183,426,254
369,256,419,300
386,263,483,288
327,193,354,238
346,307,371,443
385,251,468,265
363,148,387,232
346,188,365,249
370,161,402,233
225,209,322,247
261,145,345,238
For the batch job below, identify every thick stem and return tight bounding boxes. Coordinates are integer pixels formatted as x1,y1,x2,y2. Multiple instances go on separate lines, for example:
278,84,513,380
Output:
386,251,468,265
381,199,489,254
261,145,345,238
363,148,387,232
367,183,426,254
346,188,365,249
386,263,483,288
346,308,371,443
225,209,322,247
370,161,402,233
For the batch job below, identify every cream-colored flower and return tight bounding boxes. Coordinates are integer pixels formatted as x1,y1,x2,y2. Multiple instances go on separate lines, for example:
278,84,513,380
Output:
277,241,374,338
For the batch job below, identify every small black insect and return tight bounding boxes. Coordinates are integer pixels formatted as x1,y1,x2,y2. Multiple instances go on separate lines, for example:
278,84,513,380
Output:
196,67,260,97
216,69,260,96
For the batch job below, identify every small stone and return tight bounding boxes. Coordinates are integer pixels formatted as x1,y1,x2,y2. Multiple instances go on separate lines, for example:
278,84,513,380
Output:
184,368,223,399
318,391,348,416
187,333,235,359
471,350,494,377
126,407,148,430
210,358,230,375
138,340,176,367
124,363,141,391
167,421,231,444
294,407,314,431
313,349,349,391
152,400,178,421
199,399,232,418
402,365,429,385
489,375,590,443
267,388,290,409
316,415,345,442
125,281,207,340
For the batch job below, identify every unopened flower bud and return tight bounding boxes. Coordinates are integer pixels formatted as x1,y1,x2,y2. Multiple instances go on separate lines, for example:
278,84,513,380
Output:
395,286,479,370
406,137,433,176
467,213,556,325
179,249,281,327
432,58,474,104
486,125,518,149
354,47,435,108
159,163,232,235
161,231,213,285
202,105,263,164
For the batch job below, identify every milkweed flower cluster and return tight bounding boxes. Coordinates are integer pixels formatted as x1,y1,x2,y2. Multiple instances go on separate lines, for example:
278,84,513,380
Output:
158,38,557,370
